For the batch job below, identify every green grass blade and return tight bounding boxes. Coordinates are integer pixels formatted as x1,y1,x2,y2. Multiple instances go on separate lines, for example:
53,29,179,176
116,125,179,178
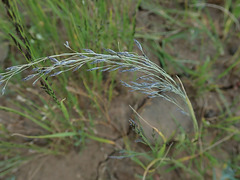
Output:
0,106,52,132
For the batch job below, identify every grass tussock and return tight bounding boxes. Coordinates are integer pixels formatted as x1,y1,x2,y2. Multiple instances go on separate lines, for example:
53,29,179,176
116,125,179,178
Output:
0,0,240,179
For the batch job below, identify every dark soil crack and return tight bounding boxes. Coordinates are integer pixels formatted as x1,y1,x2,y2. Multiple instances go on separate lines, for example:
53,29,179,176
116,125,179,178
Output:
95,126,134,180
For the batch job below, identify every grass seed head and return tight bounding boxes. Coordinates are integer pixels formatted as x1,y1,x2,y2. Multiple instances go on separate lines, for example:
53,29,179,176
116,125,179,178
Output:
0,39,199,142
0,40,187,111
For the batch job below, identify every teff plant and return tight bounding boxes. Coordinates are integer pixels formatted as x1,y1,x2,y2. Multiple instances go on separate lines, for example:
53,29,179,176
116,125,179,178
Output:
0,40,199,140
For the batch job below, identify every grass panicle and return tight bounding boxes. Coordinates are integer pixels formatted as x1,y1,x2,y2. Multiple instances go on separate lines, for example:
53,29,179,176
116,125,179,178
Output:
0,40,199,136
1,41,183,106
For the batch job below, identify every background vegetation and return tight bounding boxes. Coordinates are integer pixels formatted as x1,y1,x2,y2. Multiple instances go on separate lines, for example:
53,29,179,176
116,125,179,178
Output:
0,0,239,179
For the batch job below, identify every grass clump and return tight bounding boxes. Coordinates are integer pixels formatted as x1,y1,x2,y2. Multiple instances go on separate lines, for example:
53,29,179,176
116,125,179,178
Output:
0,39,201,179
1,0,240,179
